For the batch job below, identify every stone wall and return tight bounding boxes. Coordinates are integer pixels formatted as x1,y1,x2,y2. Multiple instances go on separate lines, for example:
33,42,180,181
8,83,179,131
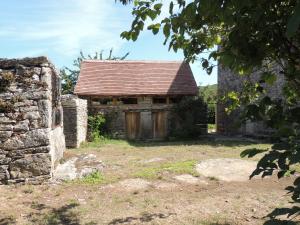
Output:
217,65,284,135
0,57,65,184
62,95,87,148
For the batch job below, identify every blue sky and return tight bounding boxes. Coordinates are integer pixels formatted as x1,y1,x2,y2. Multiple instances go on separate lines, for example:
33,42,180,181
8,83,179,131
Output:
0,0,217,85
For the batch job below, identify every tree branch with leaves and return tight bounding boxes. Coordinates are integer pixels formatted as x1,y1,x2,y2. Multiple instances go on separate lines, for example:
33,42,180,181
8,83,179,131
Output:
61,49,129,94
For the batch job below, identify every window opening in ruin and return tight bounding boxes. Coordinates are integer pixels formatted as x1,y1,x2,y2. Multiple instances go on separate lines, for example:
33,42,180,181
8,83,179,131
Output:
169,97,182,104
153,97,167,104
121,98,138,104
98,98,113,105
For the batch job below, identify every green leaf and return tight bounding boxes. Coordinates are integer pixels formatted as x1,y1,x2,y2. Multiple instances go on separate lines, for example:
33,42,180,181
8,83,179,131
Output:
131,32,138,41
148,24,161,35
148,10,157,20
154,3,162,11
120,31,131,40
169,1,174,14
163,23,171,38
287,2,300,38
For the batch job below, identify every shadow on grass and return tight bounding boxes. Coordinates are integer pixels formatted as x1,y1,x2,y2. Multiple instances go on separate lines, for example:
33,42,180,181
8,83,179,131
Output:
263,206,300,225
80,134,266,149
264,220,299,225
0,216,16,225
127,137,261,148
26,202,97,225
108,212,176,225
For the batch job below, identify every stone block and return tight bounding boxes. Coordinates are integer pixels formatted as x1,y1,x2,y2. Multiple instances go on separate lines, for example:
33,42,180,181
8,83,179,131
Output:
41,67,52,89
0,165,9,181
0,117,16,124
14,100,34,108
0,131,12,140
2,129,50,150
8,146,50,160
0,124,13,131
0,155,11,165
30,120,40,129
9,153,51,179
23,111,40,120
14,120,30,132
38,100,51,128
19,106,39,112
23,91,49,100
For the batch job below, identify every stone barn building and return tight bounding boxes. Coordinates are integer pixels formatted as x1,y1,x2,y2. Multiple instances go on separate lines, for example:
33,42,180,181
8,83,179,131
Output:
0,57,65,184
217,65,284,136
74,60,198,140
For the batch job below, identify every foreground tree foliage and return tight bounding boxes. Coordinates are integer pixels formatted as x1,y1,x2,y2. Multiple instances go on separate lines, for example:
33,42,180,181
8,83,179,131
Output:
118,0,300,222
61,49,129,94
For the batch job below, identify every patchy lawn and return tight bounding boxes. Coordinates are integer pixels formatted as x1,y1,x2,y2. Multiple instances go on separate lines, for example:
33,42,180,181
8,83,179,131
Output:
0,138,297,225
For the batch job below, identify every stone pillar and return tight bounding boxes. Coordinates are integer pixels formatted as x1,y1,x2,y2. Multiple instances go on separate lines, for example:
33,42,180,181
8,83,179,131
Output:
61,95,87,148
0,57,65,184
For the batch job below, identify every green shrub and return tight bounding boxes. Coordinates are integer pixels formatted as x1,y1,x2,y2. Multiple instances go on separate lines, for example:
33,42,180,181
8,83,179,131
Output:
88,113,106,141
207,103,216,124
170,97,208,139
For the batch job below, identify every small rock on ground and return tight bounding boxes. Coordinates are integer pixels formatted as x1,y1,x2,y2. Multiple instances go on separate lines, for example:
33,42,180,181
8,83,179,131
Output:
143,157,166,164
153,182,178,190
196,158,257,182
174,174,208,185
118,178,151,191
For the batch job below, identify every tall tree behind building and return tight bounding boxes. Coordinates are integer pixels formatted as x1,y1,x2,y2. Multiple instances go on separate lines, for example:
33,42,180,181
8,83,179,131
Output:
61,49,129,94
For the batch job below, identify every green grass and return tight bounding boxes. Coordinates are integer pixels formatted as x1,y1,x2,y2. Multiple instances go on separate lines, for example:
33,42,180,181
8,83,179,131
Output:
80,138,130,149
135,160,198,179
71,171,105,185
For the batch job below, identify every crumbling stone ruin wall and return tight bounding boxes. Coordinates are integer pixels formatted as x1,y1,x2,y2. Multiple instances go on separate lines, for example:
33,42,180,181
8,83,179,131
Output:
0,57,65,184
62,95,87,148
217,65,285,136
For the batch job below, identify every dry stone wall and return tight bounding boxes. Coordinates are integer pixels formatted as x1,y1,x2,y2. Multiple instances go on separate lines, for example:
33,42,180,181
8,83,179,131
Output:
0,57,65,184
62,95,87,148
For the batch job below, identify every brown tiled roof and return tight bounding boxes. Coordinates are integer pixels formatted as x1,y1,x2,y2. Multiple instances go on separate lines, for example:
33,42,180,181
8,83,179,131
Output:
74,60,198,96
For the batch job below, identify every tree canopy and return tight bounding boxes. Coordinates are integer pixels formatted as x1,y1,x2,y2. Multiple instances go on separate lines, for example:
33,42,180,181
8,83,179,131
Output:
61,49,129,94
118,0,300,222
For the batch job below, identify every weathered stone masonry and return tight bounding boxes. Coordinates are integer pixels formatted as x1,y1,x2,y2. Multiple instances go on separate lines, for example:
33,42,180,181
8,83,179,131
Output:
62,95,87,148
217,65,285,135
0,57,65,184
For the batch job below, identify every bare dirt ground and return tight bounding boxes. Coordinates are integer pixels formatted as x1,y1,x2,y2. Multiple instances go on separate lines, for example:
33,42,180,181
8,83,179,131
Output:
0,138,298,225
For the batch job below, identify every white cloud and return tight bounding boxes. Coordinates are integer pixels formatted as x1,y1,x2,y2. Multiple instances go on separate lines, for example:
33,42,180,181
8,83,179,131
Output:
0,0,129,57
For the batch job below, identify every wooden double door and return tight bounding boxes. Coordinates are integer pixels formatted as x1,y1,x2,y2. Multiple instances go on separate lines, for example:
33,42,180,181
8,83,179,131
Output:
125,111,167,140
